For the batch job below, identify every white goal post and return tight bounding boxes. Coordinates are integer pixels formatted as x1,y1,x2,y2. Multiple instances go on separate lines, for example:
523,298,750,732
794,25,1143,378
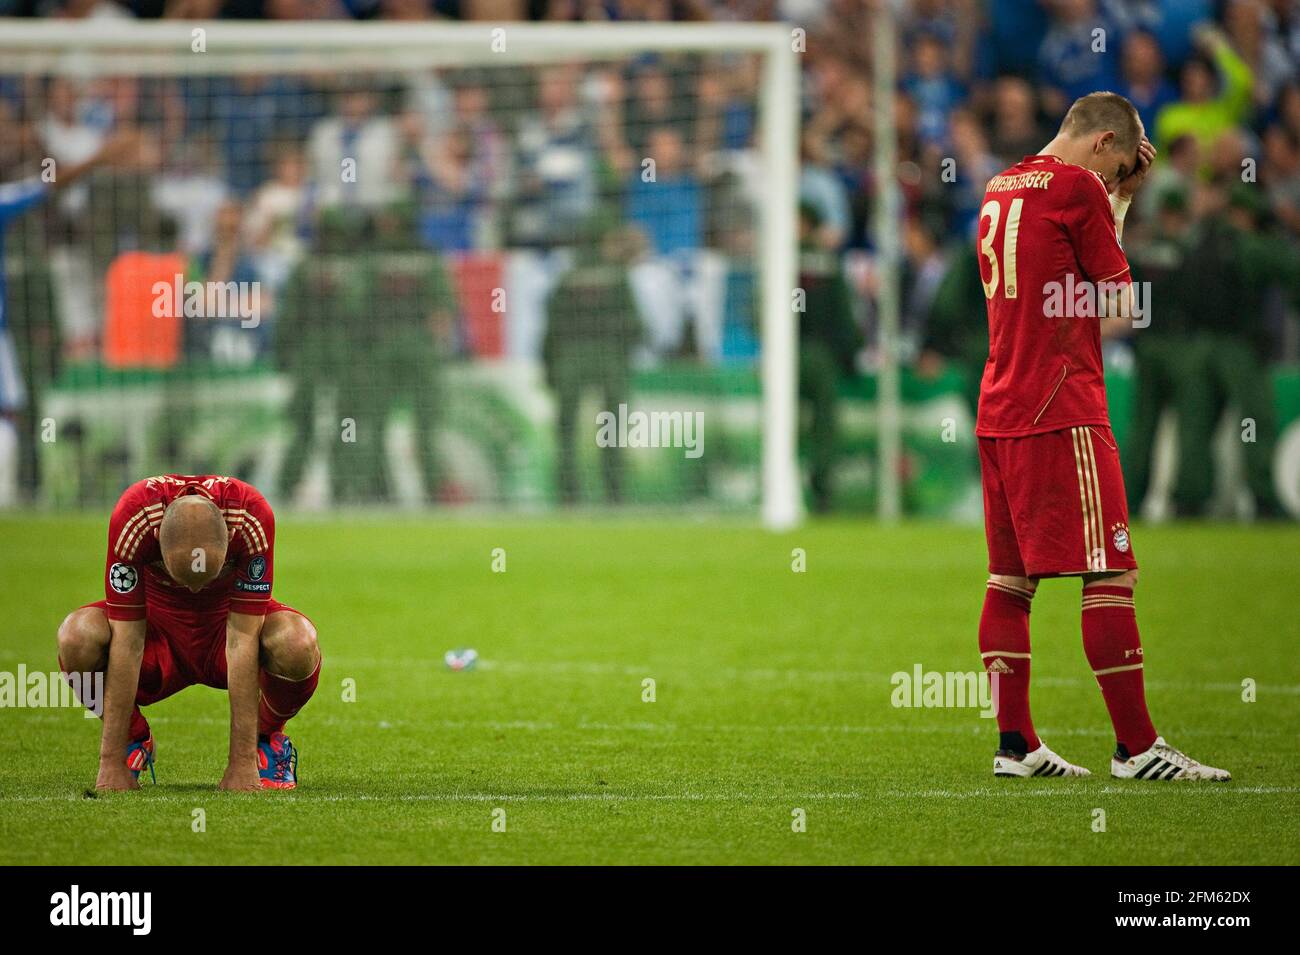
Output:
0,20,803,529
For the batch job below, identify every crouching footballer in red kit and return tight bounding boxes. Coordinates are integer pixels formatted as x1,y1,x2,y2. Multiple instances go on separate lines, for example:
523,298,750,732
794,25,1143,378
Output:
57,475,320,791
975,92,1228,781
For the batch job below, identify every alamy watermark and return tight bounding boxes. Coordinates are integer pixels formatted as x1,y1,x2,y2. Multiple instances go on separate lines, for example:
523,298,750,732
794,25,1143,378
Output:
50,886,151,935
891,664,999,718
151,274,261,328
0,666,103,717
1043,274,1151,329
595,404,704,459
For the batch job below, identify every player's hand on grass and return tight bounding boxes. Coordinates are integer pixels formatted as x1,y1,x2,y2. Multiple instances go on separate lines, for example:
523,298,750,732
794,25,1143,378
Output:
219,762,262,792
95,762,140,792
1113,137,1156,200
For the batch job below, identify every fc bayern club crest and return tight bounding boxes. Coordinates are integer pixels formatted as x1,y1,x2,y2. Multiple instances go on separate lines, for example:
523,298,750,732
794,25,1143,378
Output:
247,556,267,581
109,562,138,594
1112,525,1131,554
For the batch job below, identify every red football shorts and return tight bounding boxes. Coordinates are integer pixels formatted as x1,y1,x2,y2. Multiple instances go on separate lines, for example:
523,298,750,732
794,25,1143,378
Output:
979,424,1138,578
80,599,308,705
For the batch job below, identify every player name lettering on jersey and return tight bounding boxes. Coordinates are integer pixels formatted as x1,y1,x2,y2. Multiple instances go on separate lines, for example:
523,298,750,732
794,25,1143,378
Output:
985,170,1055,192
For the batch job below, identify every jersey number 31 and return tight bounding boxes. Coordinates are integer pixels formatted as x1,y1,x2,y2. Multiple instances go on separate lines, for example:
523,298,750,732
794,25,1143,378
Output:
979,197,1023,301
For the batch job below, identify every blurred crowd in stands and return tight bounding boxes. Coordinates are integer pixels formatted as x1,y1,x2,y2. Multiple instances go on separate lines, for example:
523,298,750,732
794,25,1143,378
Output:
1,0,1298,516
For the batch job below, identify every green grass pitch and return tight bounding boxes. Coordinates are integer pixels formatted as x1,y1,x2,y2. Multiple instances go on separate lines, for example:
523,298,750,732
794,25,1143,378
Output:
1,514,1296,865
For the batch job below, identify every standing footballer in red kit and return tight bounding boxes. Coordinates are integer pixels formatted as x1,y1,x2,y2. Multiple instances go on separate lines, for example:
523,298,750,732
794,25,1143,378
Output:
975,92,1229,781
56,475,320,791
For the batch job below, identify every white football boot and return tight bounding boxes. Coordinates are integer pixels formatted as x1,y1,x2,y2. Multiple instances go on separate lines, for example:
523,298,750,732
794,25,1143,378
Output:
1111,736,1231,781
994,742,1091,778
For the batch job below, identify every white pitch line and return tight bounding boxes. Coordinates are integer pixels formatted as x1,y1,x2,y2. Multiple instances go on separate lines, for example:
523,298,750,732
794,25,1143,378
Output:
2,786,1297,806
6,712,1296,746
3,652,1298,694
321,657,1300,694
0,792,865,804
9,713,1291,741
884,785,1300,799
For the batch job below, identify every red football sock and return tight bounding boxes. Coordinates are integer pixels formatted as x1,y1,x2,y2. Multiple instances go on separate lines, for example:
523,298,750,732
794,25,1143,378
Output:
979,580,1038,753
1081,585,1157,755
128,707,151,742
58,654,150,741
258,655,320,737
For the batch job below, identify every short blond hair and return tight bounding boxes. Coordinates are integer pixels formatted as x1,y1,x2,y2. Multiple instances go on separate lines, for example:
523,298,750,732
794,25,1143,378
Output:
1060,92,1142,152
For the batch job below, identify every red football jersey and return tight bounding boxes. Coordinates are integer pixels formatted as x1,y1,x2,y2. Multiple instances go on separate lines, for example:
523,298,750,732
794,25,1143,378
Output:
103,475,275,622
975,154,1131,437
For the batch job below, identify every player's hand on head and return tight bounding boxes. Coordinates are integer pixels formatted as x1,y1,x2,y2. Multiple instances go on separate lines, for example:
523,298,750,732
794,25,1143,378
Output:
1136,137,1156,173
1115,137,1156,200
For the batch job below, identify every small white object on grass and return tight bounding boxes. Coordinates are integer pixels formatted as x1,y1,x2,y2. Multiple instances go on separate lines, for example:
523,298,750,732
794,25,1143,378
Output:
444,648,479,671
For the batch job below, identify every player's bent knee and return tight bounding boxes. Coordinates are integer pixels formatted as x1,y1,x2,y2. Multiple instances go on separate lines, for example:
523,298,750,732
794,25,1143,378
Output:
263,613,319,680
1112,568,1139,590
56,607,110,670
1084,568,1138,591
989,573,1037,597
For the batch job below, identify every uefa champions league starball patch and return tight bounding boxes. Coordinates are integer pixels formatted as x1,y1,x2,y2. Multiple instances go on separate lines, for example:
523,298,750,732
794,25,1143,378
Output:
109,562,138,594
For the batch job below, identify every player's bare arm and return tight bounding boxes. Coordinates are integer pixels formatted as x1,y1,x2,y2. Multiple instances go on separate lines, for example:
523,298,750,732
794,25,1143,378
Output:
1109,136,1156,239
1038,108,1153,334
221,612,264,792
1101,136,1156,339
95,618,146,792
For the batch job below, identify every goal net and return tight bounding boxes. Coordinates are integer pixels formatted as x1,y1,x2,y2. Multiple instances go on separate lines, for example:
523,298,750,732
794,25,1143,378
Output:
0,21,800,527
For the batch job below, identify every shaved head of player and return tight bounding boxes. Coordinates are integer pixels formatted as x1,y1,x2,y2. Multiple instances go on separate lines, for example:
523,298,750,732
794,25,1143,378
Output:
158,496,229,592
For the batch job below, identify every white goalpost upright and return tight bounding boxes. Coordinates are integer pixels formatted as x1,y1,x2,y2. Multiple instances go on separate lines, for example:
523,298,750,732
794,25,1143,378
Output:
0,19,803,528
754,24,802,532
871,3,903,524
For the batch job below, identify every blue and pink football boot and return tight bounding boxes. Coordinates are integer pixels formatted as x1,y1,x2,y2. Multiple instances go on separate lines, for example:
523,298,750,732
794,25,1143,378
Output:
126,733,156,784
257,732,299,789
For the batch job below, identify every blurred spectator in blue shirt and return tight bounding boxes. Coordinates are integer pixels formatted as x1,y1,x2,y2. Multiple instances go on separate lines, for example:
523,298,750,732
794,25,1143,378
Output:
986,0,1051,75
799,129,850,251
212,75,280,197
947,108,1002,239
188,199,268,365
512,64,597,248
902,30,967,147
1118,31,1179,132
1038,0,1125,117
696,63,756,154
1148,0,1215,66
625,126,702,256
406,118,487,253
